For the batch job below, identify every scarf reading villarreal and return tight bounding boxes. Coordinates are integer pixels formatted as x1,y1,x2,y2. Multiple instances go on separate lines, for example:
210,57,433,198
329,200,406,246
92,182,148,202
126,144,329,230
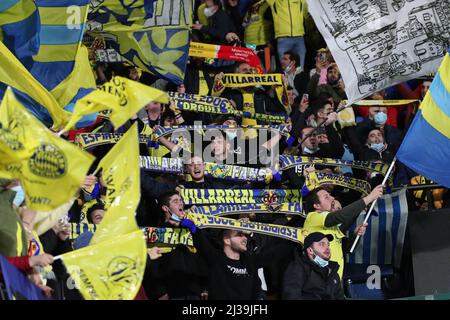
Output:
180,189,301,205
213,73,289,112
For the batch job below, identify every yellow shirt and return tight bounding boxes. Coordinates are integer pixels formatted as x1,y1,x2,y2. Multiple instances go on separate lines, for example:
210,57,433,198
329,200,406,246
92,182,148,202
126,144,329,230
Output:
266,0,308,39
303,210,346,279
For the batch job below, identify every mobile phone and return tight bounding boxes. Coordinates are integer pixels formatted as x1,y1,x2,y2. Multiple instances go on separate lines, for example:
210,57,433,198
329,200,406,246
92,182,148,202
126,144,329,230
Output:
301,93,309,103
319,52,326,62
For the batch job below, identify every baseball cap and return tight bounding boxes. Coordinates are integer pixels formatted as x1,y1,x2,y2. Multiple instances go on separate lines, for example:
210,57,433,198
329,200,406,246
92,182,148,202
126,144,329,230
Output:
303,232,334,250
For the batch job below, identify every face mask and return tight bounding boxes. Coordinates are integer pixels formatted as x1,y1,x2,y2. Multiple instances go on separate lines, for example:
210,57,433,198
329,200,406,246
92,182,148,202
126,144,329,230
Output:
226,131,237,140
312,252,329,268
11,186,25,207
284,61,294,73
369,143,385,153
303,146,319,154
204,7,216,17
170,212,181,222
374,111,387,125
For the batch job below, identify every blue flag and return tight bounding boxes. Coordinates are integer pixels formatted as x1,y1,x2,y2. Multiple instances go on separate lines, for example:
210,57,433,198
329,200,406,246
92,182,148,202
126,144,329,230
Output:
0,255,51,300
397,51,450,187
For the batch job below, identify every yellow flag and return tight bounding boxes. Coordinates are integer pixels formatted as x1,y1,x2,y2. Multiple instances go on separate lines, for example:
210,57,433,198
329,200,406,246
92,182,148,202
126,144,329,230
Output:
60,230,147,300
0,41,69,129
50,45,97,109
60,122,145,300
99,76,168,128
62,90,121,133
0,88,95,211
96,122,140,212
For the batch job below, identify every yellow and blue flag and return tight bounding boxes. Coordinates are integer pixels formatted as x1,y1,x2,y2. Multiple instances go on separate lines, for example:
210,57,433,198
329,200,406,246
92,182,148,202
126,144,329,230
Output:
87,0,192,85
0,0,39,68
0,0,98,129
397,50,450,187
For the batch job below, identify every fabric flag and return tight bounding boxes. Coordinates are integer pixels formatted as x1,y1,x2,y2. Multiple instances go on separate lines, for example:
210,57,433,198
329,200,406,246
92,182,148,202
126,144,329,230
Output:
96,122,140,211
59,123,146,300
346,189,408,268
0,0,97,129
33,0,97,128
0,0,40,68
397,50,450,187
58,230,146,300
62,90,121,133
87,0,192,85
0,88,95,211
99,76,168,128
0,255,51,300
307,0,449,104
0,41,69,129
189,42,264,73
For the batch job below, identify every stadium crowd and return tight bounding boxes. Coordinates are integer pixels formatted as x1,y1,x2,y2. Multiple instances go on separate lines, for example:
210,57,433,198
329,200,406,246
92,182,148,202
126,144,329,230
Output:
1,0,448,300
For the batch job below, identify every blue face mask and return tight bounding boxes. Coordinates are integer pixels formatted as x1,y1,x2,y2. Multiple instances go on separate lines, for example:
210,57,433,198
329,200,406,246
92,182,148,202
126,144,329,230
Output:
369,143,385,153
170,212,181,222
313,253,329,268
374,111,387,125
11,186,25,207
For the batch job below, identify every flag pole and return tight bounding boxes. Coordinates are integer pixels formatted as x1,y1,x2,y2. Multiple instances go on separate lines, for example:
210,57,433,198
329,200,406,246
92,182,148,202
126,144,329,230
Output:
349,156,397,253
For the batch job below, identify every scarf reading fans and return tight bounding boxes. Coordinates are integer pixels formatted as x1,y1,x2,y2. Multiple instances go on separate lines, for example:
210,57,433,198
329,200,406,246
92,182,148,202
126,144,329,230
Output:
212,73,289,111
143,227,194,247
75,132,152,150
180,189,301,205
70,224,195,250
187,213,306,244
279,155,390,177
188,202,306,217
301,171,372,196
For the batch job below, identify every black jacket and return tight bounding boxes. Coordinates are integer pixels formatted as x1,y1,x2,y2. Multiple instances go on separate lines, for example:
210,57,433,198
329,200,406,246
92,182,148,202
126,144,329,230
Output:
282,254,344,300
201,10,237,45
192,229,294,300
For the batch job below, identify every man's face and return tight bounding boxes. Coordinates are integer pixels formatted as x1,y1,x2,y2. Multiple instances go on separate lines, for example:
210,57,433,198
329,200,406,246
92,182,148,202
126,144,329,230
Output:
317,103,333,120
367,129,384,144
146,102,162,113
211,134,229,157
368,106,387,120
327,68,340,83
280,54,294,70
163,117,175,126
314,189,342,212
225,231,248,253
186,156,205,182
317,133,329,144
237,63,252,74
421,81,431,99
308,238,331,261
91,209,105,225
165,194,185,219
301,127,319,150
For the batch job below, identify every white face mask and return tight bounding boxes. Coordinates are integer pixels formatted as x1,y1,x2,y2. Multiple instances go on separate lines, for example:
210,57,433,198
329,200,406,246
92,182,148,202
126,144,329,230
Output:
11,185,25,207
204,7,217,18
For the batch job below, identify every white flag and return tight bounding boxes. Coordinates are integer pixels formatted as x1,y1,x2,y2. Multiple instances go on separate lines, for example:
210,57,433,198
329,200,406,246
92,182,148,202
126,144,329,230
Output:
307,0,450,103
